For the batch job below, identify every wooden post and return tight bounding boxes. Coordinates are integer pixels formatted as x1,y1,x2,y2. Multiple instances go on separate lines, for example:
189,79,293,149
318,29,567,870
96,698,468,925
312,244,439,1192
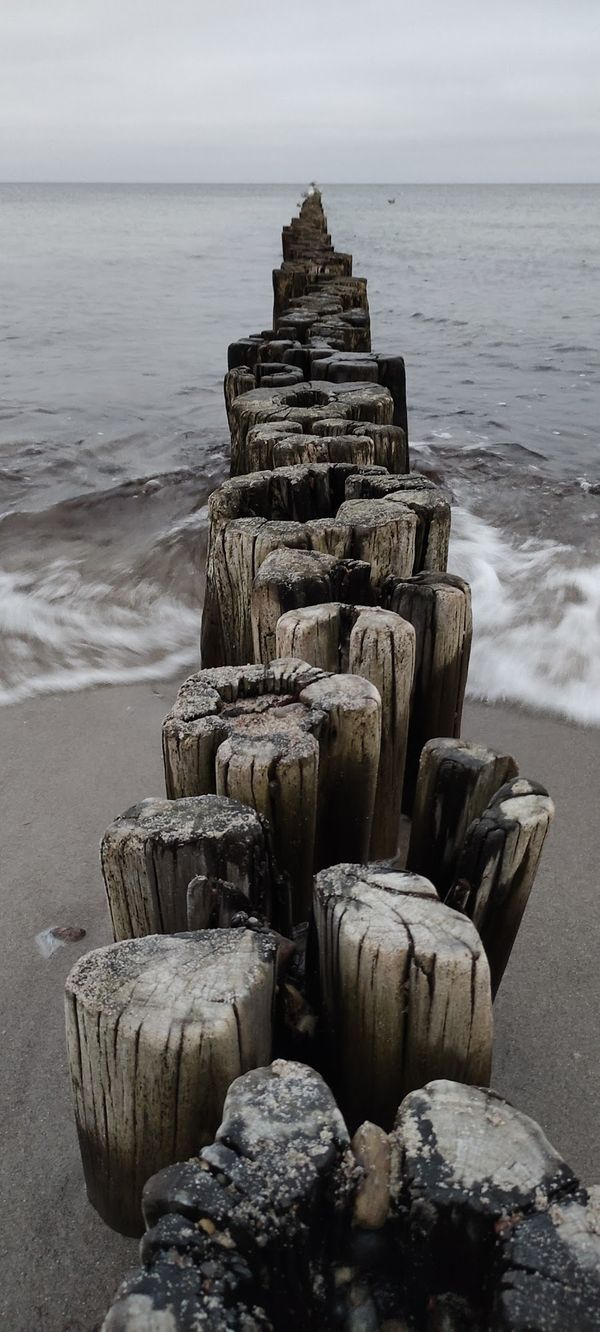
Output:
333,497,417,587
272,432,376,469
407,738,519,898
223,366,255,424
162,659,381,922
382,572,473,812
65,929,277,1234
276,603,416,858
186,874,262,929
229,382,393,476
313,865,492,1131
312,418,408,473
202,462,403,667
100,794,277,941
245,419,303,471
390,1079,579,1317
446,777,555,995
251,547,371,664
302,673,381,870
344,472,450,572
100,1059,352,1329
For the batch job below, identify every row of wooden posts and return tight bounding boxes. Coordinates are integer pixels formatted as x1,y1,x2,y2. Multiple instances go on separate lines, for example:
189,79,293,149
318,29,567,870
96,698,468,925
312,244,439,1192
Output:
61,191,599,1329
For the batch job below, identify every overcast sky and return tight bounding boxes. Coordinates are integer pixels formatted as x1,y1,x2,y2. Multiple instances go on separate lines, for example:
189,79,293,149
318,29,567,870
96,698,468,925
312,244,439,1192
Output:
1,0,598,182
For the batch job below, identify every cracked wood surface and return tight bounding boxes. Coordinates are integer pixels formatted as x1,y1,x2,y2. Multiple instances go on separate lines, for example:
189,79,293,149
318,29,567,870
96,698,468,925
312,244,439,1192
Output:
65,929,277,1235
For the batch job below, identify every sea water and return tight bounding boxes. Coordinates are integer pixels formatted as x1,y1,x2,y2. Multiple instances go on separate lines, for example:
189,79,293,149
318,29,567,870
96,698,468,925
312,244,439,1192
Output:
0,183,598,719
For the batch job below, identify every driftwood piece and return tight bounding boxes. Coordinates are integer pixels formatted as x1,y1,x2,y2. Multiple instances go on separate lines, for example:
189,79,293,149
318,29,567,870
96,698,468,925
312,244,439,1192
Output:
162,659,381,921
100,795,274,940
383,572,473,811
229,381,393,476
65,929,277,1234
313,866,492,1131
446,777,555,996
276,602,415,857
407,739,519,898
251,547,371,664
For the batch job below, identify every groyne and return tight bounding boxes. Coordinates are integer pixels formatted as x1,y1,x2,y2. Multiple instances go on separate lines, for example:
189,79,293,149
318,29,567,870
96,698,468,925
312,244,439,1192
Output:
64,191,599,1330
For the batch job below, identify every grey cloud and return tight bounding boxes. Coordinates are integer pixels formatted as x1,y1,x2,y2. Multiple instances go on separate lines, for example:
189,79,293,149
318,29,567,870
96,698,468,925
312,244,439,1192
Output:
0,0,598,180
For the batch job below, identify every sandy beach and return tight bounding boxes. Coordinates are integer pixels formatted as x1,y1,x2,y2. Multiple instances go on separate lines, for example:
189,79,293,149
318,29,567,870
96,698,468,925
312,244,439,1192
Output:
0,678,598,1330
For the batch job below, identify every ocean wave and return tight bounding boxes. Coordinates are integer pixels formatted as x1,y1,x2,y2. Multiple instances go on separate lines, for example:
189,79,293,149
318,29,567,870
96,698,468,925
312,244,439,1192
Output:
450,506,600,725
0,563,200,706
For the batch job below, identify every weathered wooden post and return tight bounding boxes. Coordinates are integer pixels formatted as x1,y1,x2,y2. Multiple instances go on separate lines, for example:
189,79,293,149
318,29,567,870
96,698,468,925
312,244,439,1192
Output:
229,382,393,476
312,865,492,1131
389,1078,581,1321
162,659,381,921
100,794,276,940
407,738,519,897
251,547,371,664
65,929,278,1234
276,603,416,857
201,462,418,667
446,777,555,995
382,571,473,810
345,471,451,572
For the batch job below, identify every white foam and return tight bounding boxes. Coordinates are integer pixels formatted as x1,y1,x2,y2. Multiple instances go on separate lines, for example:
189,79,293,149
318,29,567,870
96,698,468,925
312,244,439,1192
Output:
0,563,199,706
449,506,600,725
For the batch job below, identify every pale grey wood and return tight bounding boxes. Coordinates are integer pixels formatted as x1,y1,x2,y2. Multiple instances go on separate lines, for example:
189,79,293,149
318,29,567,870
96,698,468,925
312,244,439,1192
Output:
100,795,275,941
382,572,473,811
202,462,394,667
390,1078,578,1250
272,432,376,469
344,472,450,571
276,603,416,858
313,865,492,1131
216,727,319,923
251,547,371,664
333,497,417,588
302,672,381,870
245,419,302,471
311,418,408,473
446,777,555,996
223,366,255,424
407,738,519,898
65,929,277,1234
163,659,381,922
229,381,393,476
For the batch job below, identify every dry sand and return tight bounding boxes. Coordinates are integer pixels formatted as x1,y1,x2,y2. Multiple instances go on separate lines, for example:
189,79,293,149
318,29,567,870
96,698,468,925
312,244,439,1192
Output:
0,679,598,1330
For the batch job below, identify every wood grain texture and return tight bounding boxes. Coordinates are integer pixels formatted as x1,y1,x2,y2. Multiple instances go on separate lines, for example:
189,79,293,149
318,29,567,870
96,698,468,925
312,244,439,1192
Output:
313,865,492,1131
382,571,473,812
100,794,275,941
163,659,381,922
446,776,555,996
65,930,277,1234
407,738,519,897
276,602,415,858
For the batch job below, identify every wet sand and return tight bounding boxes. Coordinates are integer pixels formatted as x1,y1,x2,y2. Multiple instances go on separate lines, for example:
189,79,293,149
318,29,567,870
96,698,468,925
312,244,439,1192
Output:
0,681,598,1330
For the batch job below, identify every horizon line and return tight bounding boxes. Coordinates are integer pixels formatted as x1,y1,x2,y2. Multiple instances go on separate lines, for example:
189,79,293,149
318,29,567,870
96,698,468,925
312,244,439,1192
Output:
1,179,599,188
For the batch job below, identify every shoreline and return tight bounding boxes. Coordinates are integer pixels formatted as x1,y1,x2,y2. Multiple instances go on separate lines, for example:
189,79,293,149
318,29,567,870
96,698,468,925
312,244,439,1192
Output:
0,678,598,1329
